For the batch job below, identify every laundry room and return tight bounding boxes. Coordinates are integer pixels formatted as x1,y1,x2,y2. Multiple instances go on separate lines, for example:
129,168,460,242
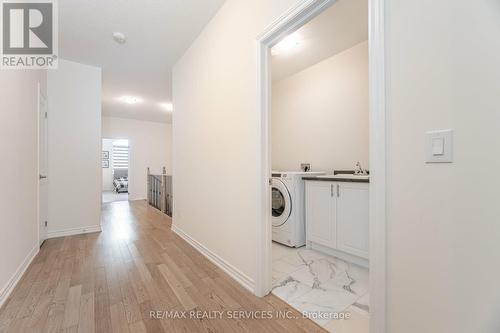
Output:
269,1,370,332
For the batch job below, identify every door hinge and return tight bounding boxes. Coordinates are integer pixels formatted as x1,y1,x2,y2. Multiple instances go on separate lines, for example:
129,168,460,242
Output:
269,178,273,186
337,184,340,197
44,111,48,119
44,221,48,227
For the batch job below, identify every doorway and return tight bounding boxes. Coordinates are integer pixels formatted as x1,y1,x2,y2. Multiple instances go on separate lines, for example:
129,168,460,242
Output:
38,83,48,246
256,0,387,333
102,138,130,203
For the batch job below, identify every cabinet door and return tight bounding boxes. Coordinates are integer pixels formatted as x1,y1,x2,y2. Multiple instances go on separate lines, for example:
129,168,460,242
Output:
336,183,369,258
306,182,336,248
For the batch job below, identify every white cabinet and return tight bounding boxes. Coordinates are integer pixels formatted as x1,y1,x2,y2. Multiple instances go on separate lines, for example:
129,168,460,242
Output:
305,181,369,260
337,183,369,258
305,182,336,248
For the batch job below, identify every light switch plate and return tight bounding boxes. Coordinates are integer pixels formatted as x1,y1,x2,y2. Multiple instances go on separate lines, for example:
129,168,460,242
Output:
426,129,453,163
432,137,445,156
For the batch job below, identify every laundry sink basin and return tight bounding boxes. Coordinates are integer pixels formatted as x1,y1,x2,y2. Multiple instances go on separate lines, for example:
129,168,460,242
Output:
317,174,370,180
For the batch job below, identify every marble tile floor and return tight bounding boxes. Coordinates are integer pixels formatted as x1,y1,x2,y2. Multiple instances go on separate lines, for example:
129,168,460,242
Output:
271,242,369,332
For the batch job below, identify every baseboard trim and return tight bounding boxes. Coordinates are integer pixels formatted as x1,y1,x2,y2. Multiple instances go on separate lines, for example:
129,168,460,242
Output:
128,196,146,202
171,224,255,293
309,241,369,268
47,225,102,239
0,245,39,308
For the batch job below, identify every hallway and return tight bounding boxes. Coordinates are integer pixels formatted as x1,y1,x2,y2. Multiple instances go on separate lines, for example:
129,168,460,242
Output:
102,191,129,204
0,201,325,333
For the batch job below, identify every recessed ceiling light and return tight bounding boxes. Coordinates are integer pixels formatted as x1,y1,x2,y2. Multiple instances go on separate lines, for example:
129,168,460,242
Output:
120,96,142,104
113,32,127,44
271,33,301,56
160,102,173,112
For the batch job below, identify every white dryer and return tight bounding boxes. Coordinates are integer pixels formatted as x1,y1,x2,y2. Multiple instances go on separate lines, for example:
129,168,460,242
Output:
271,171,325,247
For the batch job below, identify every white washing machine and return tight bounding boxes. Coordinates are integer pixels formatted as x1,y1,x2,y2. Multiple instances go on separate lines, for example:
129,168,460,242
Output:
271,171,325,247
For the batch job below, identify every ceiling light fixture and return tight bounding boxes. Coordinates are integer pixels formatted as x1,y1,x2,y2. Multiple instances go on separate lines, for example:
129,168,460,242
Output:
160,102,173,112
120,96,142,104
271,33,301,56
112,32,127,44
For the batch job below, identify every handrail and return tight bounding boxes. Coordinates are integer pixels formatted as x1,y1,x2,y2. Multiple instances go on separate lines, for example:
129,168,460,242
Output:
147,167,172,217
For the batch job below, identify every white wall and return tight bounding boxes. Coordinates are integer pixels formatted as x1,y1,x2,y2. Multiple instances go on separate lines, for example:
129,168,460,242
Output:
102,139,114,191
47,59,102,237
173,0,303,286
101,116,172,201
174,0,500,331
0,70,46,306
272,41,368,172
386,0,500,332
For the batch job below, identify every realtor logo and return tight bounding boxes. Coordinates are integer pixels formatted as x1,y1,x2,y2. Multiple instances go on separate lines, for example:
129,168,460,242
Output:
1,0,58,69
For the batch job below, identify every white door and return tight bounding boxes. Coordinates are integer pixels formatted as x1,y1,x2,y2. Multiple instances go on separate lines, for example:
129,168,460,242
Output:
305,181,336,248
336,183,369,258
38,84,48,246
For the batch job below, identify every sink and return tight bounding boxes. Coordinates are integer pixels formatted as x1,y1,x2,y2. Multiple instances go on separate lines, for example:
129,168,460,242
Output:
317,174,370,180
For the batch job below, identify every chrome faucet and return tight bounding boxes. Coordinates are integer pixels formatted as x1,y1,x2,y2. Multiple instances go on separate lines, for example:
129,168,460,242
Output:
354,162,367,175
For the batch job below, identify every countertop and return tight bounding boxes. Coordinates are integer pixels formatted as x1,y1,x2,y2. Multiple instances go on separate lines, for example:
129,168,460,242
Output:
302,174,370,183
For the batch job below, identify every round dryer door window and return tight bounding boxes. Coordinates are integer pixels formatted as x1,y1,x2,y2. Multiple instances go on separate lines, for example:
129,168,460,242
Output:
271,178,291,227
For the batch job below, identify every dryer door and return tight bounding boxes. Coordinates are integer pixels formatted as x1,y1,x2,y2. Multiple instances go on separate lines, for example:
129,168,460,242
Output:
271,178,292,227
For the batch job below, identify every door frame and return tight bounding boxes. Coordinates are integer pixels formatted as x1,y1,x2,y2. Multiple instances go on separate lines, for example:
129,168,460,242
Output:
255,0,388,332
101,137,131,204
37,82,48,246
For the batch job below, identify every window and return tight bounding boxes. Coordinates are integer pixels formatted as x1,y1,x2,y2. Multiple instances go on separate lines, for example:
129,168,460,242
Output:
112,140,129,170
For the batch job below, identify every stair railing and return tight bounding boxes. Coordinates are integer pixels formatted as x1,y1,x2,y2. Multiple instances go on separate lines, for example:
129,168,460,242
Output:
147,167,172,217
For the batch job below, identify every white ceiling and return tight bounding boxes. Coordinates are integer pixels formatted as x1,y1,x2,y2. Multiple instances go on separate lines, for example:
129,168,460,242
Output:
271,0,368,81
59,0,226,123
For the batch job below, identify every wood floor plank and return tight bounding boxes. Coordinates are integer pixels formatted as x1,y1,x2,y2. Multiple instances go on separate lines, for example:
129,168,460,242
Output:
43,257,63,297
138,301,166,333
0,200,326,333
0,299,23,333
161,252,193,288
106,260,123,306
201,276,241,309
42,278,71,333
157,263,197,311
125,262,150,305
16,279,46,319
6,316,30,333
146,263,181,310
128,320,147,333
118,279,142,325
81,255,95,295
60,325,79,333
7,262,43,303
78,292,95,333
25,294,52,333
110,302,130,333
62,285,82,329
94,291,112,333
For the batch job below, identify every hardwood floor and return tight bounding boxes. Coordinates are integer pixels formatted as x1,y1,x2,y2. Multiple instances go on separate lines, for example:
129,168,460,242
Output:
0,200,325,333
